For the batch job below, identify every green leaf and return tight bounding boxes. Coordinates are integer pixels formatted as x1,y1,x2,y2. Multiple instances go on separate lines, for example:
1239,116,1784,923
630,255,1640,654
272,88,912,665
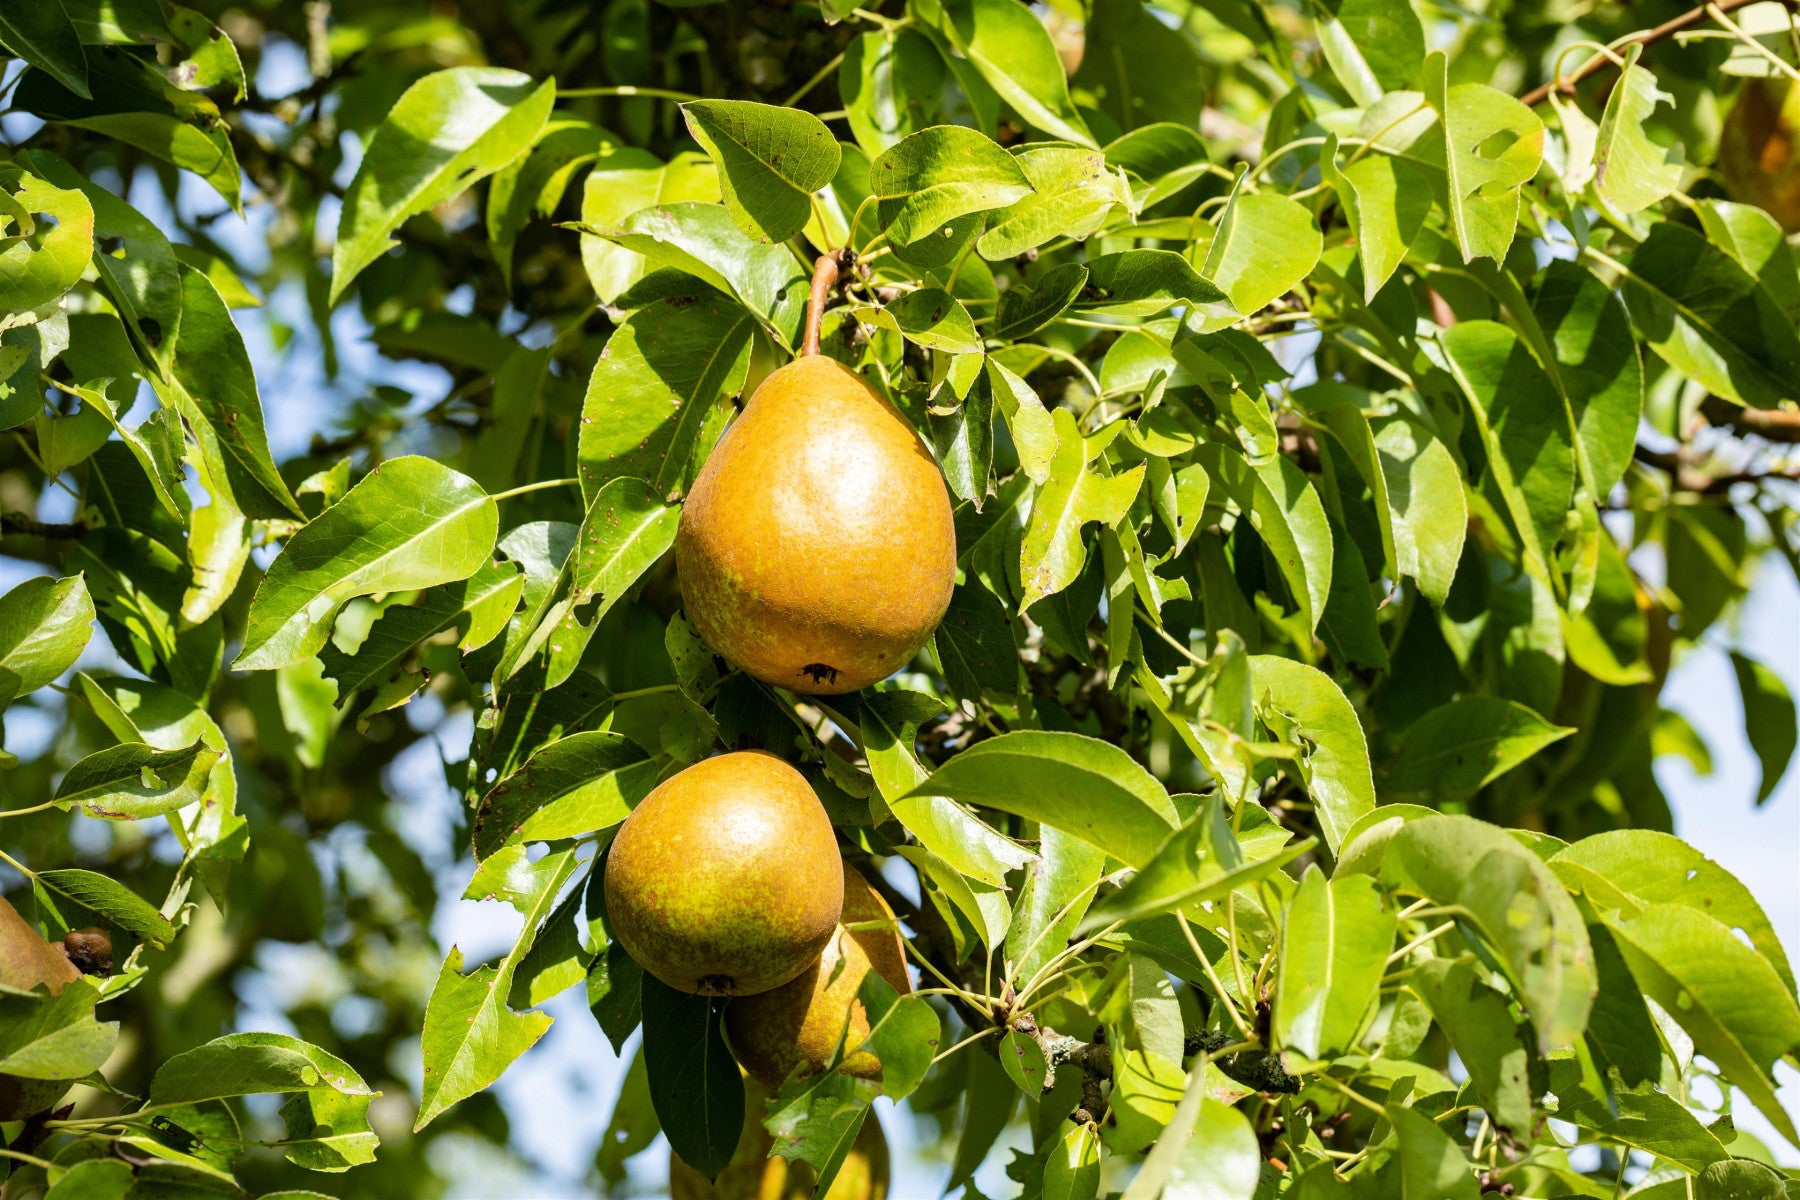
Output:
858,287,982,353
1411,958,1533,1132
1550,828,1795,995
858,690,1031,888
505,477,679,690
840,28,947,157
1531,260,1644,499
318,561,523,702
0,0,90,98
487,118,605,289
150,1032,374,1103
1387,1102,1479,1199
1082,794,1312,931
1390,696,1575,802
1381,815,1595,1052
1250,656,1374,855
854,971,939,1100
977,145,1126,261
1375,413,1461,611
12,47,241,210
470,731,656,859
680,100,840,243
0,167,94,314
154,264,300,521
415,849,575,1130
1602,902,1800,1146
1547,1067,1729,1173
52,739,220,820
1561,532,1652,685
1198,189,1321,320
1319,136,1431,301
1006,826,1107,989
1043,1121,1101,1200
1314,0,1424,103
0,980,116,1080
236,457,498,672
641,974,742,1181
331,67,554,302
1591,46,1683,215
987,359,1058,484
768,1071,876,1194
906,729,1179,867
1694,199,1800,326
1019,408,1145,609
34,870,175,946
993,261,1087,340
1274,868,1395,1060
0,574,93,704
931,0,1093,145
1198,444,1333,634
585,202,803,322
1159,1086,1260,1199
578,293,753,500
578,148,719,303
1077,249,1232,319
1731,651,1796,806
1075,0,1204,134
947,1045,1019,1186
1438,321,1575,575
76,673,241,876
933,579,1017,702
869,125,1032,248
1421,52,1544,263
1618,220,1800,409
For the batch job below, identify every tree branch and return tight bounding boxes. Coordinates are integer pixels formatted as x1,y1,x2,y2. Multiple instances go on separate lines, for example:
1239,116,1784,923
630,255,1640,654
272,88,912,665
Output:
1520,0,1785,107
1,512,87,539
1633,444,1800,494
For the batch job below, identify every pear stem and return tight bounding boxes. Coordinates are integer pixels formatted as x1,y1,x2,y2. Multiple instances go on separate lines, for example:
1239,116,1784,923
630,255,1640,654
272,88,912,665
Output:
801,249,855,357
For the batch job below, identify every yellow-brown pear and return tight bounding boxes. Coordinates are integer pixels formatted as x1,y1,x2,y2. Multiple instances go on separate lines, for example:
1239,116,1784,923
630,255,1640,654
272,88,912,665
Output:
605,752,843,996
676,354,956,695
1721,78,1800,232
725,867,911,1090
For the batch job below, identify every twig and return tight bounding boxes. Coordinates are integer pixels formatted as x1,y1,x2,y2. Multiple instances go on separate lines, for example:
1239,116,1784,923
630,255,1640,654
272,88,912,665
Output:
1520,0,1781,106
801,249,855,357
0,512,87,539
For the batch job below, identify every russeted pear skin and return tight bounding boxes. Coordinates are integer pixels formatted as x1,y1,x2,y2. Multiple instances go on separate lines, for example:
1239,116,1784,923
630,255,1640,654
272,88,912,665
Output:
669,1076,890,1200
725,867,911,1090
677,355,957,695
604,751,843,996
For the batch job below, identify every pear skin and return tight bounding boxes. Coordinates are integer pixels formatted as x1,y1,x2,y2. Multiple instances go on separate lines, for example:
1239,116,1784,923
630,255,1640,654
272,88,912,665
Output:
1721,78,1800,232
604,751,843,996
724,867,911,1090
676,355,956,694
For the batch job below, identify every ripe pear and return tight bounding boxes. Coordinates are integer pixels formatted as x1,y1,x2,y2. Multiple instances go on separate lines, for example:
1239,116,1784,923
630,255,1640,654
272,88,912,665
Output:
605,751,843,996
725,867,911,1090
676,354,957,695
669,1078,890,1200
1720,77,1800,232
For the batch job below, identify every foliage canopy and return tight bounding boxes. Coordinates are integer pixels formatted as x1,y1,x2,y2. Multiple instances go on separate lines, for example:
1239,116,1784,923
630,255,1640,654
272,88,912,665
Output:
0,0,1798,1195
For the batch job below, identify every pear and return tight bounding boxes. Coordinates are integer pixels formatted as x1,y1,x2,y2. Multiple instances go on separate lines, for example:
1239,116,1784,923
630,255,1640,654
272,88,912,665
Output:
1721,78,1800,232
0,897,80,1120
676,353,957,695
725,867,910,1090
605,751,843,996
669,1076,890,1200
